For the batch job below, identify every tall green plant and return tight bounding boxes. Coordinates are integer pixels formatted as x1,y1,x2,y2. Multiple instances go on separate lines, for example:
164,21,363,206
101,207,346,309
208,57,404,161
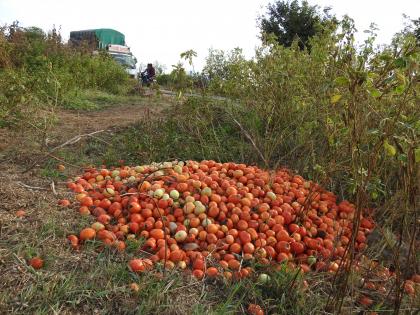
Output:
185,18,418,312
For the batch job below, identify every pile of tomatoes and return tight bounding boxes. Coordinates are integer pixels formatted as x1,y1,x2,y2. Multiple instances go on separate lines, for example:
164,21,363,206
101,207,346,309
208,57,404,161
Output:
66,160,375,279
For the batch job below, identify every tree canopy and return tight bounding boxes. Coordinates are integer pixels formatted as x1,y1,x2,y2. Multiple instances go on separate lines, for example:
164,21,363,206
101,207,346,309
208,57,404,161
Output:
411,17,419,42
259,0,334,49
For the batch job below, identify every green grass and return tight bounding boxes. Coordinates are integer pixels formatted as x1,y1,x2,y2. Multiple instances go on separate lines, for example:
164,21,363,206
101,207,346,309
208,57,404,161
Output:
62,89,145,111
39,167,67,180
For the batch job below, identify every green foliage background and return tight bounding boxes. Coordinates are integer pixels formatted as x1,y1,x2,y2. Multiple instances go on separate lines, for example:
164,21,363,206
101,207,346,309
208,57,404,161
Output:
0,23,133,129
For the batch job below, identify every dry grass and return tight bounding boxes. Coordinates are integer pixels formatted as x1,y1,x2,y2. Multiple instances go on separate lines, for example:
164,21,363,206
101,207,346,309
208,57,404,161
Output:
0,96,229,315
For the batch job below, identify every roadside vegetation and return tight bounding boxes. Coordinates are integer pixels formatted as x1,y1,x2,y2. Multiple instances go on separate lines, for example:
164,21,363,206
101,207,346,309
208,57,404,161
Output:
0,22,137,138
0,5,419,315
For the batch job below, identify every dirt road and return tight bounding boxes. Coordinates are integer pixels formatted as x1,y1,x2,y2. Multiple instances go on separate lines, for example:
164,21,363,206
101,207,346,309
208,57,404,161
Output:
0,94,173,157
52,95,172,141
0,95,173,211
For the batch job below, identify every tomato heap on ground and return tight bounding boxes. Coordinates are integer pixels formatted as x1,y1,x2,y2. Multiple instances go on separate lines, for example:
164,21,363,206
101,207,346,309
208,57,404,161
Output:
66,160,375,279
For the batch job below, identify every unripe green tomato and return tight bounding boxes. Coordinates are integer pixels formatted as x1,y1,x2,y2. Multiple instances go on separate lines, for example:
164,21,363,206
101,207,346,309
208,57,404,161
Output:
170,190,180,200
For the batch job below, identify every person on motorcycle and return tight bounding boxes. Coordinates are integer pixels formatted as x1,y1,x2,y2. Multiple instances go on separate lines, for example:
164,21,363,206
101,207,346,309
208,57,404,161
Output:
141,63,156,85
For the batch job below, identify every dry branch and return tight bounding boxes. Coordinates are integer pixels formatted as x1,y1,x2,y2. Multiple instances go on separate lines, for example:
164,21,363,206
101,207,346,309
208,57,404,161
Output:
50,181,57,196
49,129,105,152
17,182,47,190
231,117,269,168
23,130,105,173
46,153,83,170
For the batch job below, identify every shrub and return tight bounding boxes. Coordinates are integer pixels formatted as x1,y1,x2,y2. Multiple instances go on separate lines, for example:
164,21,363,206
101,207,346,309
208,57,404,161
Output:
0,23,133,134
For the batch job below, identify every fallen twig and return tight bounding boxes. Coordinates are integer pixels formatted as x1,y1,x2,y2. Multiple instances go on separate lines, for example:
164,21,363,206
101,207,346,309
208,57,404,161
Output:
86,134,112,145
49,129,106,152
23,129,105,173
17,181,47,190
162,279,175,294
46,153,83,170
50,181,57,195
120,192,139,197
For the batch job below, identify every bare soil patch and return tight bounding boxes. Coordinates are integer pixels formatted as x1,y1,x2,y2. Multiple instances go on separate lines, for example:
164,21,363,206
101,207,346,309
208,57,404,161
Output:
0,95,172,164
54,101,165,140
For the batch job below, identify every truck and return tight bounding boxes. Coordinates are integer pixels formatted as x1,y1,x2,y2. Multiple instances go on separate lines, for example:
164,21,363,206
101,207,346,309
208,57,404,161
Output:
69,28,138,78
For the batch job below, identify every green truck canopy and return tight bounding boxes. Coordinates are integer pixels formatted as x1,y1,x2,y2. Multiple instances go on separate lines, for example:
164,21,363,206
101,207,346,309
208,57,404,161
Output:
70,29,125,49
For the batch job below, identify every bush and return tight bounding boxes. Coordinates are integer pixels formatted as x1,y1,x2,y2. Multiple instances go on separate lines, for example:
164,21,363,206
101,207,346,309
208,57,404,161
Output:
156,64,207,92
156,73,171,86
201,19,419,200
0,23,133,131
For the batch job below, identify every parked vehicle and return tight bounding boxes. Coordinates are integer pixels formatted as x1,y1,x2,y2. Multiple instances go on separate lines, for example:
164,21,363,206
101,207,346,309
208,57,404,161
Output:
106,44,138,78
69,28,138,78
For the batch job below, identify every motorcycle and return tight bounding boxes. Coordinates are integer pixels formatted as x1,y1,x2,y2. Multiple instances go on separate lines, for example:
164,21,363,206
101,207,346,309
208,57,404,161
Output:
140,70,156,87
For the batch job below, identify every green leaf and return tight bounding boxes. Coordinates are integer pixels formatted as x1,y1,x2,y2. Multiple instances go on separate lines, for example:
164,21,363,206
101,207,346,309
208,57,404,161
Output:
415,148,420,163
394,57,406,68
326,117,334,126
367,72,379,79
384,140,396,156
330,94,342,104
313,164,323,173
393,84,405,95
396,72,406,83
398,154,407,163
415,120,420,133
379,54,392,61
334,76,349,86
368,88,381,98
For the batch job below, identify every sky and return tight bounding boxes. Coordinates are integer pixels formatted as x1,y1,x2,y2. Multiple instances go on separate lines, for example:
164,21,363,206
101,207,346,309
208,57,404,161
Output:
0,0,419,72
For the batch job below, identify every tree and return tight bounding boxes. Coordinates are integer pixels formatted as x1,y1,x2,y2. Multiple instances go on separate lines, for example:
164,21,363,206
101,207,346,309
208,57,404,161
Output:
259,0,334,49
409,17,419,42
399,16,419,46
180,49,197,66
180,49,197,73
415,18,420,40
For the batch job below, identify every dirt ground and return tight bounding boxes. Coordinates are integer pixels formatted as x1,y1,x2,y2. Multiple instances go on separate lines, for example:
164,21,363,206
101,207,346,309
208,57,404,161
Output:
0,96,169,210
55,102,160,138
0,94,171,152
1,94,173,202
